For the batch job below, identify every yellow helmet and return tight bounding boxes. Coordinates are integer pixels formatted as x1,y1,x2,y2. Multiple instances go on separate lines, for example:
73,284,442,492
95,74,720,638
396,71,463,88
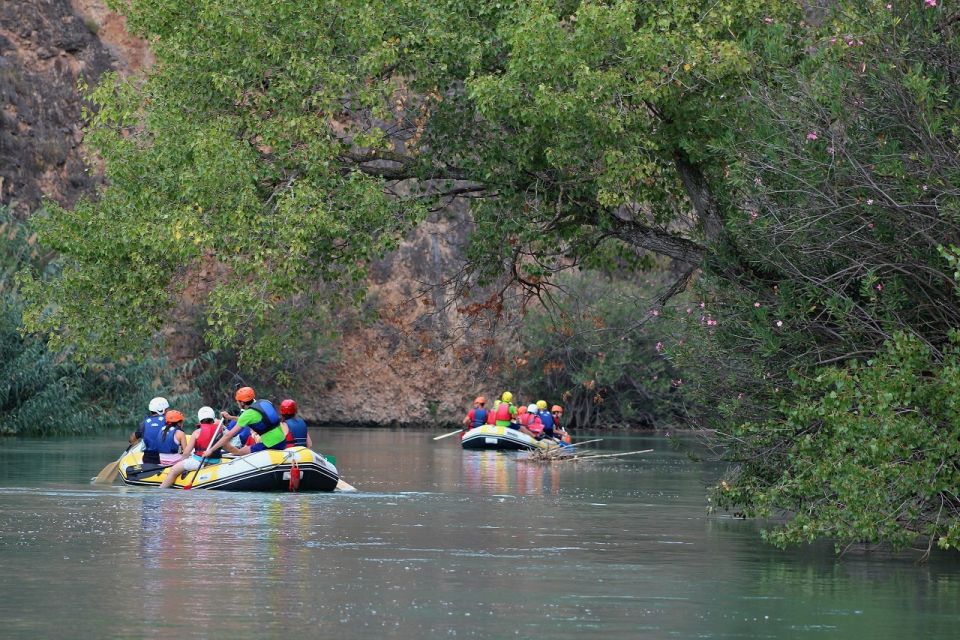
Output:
536,400,547,410
501,391,513,403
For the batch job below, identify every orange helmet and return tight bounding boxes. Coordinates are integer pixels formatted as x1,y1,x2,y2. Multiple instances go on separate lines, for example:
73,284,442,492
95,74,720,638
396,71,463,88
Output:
474,396,486,405
235,386,256,403
164,409,185,424
517,405,527,414
551,405,563,413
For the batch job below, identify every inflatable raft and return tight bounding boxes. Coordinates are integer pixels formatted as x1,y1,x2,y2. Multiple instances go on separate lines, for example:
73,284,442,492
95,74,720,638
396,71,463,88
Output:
460,425,562,451
117,443,340,491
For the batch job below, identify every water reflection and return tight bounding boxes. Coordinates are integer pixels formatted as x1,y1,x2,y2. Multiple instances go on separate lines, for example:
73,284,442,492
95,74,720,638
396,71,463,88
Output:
2,431,960,639
460,451,563,495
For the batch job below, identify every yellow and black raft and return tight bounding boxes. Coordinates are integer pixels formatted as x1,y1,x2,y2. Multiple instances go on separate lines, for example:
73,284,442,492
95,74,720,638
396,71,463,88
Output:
117,443,340,491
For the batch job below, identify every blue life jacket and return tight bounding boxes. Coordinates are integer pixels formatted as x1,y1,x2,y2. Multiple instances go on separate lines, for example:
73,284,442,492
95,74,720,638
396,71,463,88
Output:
157,425,180,454
538,410,555,432
286,417,308,446
248,399,281,432
472,408,488,428
141,415,167,453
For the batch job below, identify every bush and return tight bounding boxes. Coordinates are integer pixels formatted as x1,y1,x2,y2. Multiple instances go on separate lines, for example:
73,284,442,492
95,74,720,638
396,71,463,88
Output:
510,272,687,428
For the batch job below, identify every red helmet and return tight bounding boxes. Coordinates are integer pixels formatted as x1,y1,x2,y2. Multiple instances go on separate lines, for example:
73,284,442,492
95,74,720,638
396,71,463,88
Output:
279,399,297,416
164,409,185,424
235,387,255,403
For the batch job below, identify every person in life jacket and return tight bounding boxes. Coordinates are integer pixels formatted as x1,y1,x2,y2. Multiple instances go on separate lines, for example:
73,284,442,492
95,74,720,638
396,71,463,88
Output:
512,405,539,439
538,401,557,439
486,399,498,425
157,410,190,465
462,396,488,431
130,396,169,464
159,406,246,488
518,404,544,438
551,404,571,443
280,398,312,449
495,391,519,429
209,386,289,456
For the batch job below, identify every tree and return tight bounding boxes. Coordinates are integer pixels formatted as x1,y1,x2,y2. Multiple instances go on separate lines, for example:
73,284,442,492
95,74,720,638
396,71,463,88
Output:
19,0,800,366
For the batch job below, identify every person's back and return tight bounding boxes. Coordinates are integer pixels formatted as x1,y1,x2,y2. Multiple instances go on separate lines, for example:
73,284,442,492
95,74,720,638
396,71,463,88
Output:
280,398,311,449
494,392,516,427
137,396,170,465
463,396,488,431
538,407,556,437
158,410,188,465
521,404,544,437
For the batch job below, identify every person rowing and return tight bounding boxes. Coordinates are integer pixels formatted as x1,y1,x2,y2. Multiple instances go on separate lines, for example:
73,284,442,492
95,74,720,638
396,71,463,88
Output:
280,398,312,449
130,396,169,465
208,386,288,456
462,396,488,432
159,406,244,489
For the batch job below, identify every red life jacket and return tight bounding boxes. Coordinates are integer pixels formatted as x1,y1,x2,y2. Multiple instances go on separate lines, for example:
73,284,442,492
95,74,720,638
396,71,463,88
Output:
519,412,544,435
495,402,513,424
194,422,222,458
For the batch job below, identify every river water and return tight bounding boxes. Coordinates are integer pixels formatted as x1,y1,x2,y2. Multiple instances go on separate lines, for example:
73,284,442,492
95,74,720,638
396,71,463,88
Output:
0,429,958,639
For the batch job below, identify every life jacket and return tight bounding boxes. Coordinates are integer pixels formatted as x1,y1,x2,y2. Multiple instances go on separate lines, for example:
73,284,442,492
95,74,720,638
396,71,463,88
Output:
284,417,308,447
471,408,488,428
193,421,223,460
141,415,167,453
157,425,181,454
486,408,496,425
538,410,555,432
519,412,543,436
245,400,285,448
495,402,513,426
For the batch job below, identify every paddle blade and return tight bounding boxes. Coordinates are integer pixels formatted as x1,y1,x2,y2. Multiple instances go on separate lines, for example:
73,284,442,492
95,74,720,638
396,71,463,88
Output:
92,460,120,485
432,429,462,441
335,479,357,492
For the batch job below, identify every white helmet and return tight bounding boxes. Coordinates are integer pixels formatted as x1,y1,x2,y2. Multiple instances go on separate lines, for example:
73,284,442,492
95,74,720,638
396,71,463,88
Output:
148,397,169,414
527,404,538,414
197,406,216,422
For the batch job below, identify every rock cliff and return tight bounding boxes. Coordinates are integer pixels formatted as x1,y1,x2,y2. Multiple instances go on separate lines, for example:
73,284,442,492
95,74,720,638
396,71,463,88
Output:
1,0,505,426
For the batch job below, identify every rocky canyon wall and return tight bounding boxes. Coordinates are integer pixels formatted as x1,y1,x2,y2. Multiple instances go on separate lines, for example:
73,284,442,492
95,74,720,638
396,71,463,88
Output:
1,0,506,427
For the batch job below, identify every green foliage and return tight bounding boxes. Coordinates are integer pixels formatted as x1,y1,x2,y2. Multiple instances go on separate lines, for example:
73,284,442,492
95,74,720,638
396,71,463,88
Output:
677,1,960,549
714,333,960,552
511,272,686,428
0,210,199,436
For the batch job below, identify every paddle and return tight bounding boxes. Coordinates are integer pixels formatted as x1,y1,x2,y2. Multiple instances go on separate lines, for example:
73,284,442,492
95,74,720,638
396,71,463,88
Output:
92,458,122,485
432,429,463,441
93,441,136,485
336,478,357,492
183,418,224,490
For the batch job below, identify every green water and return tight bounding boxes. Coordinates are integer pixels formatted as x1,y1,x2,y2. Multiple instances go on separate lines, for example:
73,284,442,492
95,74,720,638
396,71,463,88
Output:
0,430,957,639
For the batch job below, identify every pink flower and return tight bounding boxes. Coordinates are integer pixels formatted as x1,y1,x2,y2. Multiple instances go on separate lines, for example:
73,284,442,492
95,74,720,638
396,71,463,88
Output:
707,319,718,327
656,342,664,353
749,211,759,223
699,302,706,309
922,185,928,191
775,320,783,327
876,283,883,292
686,307,692,314
672,379,683,387
763,17,774,24
754,302,761,308
737,393,744,400
886,3,892,8
866,199,874,205
806,131,818,141
925,0,937,7
753,176,763,186
650,309,660,317
868,222,875,229
827,146,835,155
